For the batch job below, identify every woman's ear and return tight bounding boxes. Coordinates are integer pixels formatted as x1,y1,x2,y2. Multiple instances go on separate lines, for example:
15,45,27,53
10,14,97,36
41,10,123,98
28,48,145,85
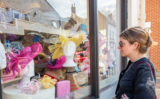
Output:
133,42,139,49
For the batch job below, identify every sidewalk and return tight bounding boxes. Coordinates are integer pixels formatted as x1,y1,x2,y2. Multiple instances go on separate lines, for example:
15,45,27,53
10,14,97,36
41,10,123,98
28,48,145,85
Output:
156,72,160,98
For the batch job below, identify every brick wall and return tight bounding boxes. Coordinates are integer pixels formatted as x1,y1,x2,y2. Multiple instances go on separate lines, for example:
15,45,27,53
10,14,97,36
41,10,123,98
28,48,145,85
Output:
146,0,160,71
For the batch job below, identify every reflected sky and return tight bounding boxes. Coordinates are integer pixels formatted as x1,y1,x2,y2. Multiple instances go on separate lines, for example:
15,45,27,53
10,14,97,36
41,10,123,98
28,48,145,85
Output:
47,0,87,18
47,0,116,18
98,0,116,16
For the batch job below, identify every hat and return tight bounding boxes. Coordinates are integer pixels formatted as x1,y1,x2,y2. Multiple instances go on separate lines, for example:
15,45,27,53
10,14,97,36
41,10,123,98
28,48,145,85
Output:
49,33,84,60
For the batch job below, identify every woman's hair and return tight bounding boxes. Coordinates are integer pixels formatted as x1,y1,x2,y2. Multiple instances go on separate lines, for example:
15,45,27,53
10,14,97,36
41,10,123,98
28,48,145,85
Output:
120,26,152,54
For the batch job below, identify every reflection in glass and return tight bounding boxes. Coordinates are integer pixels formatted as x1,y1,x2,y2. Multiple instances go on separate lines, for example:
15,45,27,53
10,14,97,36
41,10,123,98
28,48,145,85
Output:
0,0,90,98
98,0,119,82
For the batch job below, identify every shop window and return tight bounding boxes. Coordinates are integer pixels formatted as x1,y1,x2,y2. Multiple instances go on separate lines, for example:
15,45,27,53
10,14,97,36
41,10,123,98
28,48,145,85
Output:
0,0,90,99
97,0,121,89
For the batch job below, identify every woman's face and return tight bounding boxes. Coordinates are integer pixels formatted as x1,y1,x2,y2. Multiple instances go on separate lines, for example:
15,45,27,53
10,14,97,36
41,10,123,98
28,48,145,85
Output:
118,37,135,57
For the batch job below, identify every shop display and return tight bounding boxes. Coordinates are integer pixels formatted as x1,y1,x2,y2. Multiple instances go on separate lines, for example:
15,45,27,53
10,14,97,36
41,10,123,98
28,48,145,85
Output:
2,42,42,82
74,72,88,86
64,18,77,30
0,25,89,98
10,41,23,54
0,0,91,98
50,33,84,60
18,79,41,95
79,57,90,74
0,40,6,99
45,68,66,81
34,53,48,64
0,41,6,69
63,41,76,67
56,80,70,97
46,55,66,69
77,40,90,74
66,69,81,91
3,84,55,99
47,33,86,91
77,24,89,35
40,75,57,89
17,60,35,90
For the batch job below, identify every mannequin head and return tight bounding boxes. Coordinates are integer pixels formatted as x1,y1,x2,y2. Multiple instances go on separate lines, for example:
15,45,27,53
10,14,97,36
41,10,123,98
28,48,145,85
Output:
63,41,76,67
63,41,76,56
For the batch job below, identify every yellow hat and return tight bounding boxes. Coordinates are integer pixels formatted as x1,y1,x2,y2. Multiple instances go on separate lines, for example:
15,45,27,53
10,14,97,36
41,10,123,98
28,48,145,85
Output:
40,75,57,89
49,33,84,60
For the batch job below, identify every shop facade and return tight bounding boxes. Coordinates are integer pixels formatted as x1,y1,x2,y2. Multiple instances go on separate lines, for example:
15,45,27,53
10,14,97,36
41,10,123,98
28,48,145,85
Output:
0,0,130,99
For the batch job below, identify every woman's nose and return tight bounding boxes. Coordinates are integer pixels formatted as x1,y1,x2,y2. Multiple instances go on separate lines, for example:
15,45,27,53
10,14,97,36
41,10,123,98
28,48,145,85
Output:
117,45,120,49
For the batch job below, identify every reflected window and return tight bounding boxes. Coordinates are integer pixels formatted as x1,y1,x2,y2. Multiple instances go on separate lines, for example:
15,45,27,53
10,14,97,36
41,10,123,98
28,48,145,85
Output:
98,0,120,87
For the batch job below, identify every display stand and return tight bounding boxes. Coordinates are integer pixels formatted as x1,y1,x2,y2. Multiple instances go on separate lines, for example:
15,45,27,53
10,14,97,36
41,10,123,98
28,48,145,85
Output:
3,84,55,99
63,41,77,67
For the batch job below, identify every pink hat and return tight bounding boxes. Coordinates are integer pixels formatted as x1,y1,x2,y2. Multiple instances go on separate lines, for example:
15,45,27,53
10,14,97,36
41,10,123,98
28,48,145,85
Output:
2,42,42,82
46,55,66,69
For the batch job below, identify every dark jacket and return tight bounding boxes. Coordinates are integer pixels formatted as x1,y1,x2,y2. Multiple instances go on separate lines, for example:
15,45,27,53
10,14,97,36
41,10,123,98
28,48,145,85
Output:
115,57,156,99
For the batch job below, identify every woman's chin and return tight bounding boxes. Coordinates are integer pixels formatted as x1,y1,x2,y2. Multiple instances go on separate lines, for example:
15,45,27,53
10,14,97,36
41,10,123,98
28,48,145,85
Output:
121,53,126,57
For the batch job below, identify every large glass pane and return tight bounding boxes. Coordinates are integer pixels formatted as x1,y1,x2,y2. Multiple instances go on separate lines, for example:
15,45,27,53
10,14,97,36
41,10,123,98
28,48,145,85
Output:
97,0,120,89
0,0,90,98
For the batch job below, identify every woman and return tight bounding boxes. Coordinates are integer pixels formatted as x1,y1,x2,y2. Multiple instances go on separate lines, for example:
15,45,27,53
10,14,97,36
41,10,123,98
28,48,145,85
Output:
115,26,156,99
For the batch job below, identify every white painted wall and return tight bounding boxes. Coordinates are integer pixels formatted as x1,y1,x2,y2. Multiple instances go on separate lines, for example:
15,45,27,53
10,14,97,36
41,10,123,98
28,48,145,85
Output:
128,0,146,28
128,0,139,28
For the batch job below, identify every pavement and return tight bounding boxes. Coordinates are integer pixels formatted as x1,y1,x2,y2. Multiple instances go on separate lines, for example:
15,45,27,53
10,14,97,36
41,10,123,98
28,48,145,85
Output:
156,71,160,98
